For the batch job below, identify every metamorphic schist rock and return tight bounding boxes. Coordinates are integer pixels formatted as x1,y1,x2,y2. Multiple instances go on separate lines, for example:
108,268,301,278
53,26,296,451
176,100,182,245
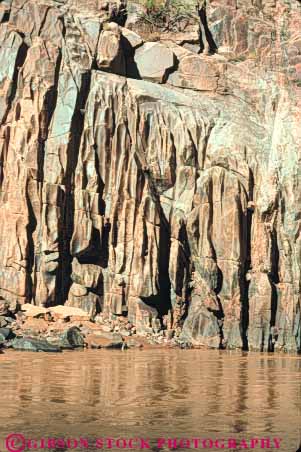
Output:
0,0,301,353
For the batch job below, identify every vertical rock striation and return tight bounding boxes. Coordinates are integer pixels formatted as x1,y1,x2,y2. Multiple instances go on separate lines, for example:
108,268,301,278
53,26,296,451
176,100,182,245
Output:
0,0,301,352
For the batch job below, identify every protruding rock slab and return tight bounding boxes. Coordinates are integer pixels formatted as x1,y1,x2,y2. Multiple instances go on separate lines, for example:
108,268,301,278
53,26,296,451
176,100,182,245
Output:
48,306,91,321
21,304,48,318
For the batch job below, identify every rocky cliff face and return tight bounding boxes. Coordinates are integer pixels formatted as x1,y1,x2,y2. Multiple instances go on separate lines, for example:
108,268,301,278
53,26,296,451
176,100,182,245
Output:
0,0,301,353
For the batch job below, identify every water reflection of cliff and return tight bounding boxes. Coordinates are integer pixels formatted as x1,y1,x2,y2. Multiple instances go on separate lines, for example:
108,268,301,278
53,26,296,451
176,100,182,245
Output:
0,350,300,450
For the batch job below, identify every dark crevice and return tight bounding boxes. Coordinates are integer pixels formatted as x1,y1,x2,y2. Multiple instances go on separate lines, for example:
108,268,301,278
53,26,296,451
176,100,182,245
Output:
162,55,179,83
54,72,91,306
241,168,255,351
121,35,141,80
110,3,127,26
174,227,192,329
1,10,10,23
140,202,172,319
25,181,38,303
198,4,218,55
0,41,29,127
38,6,51,36
268,223,280,353
136,124,172,319
99,220,111,268
214,273,225,350
76,227,102,265
58,14,67,39
207,177,225,348
37,50,62,183
187,128,200,172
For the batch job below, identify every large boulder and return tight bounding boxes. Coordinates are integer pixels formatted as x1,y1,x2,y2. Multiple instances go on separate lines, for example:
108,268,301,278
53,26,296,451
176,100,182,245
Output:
11,337,62,353
168,54,221,91
47,326,85,350
85,332,125,349
60,326,85,348
97,22,126,75
134,42,175,83
66,290,101,319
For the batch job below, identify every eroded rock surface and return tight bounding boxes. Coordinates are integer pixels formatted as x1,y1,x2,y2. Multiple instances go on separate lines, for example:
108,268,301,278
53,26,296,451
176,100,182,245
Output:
0,0,301,353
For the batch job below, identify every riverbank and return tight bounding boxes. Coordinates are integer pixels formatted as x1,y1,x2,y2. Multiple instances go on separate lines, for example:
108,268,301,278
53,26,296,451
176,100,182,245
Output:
1,302,301,355
0,303,179,353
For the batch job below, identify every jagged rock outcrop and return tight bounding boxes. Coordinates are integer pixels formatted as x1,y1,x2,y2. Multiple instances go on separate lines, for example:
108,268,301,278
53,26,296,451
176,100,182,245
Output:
0,0,301,353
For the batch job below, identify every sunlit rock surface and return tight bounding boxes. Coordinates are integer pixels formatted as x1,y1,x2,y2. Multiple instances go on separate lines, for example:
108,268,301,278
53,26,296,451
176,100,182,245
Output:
0,0,301,353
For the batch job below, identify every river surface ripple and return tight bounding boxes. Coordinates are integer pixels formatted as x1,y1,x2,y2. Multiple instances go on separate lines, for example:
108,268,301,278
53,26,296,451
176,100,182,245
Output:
0,350,300,452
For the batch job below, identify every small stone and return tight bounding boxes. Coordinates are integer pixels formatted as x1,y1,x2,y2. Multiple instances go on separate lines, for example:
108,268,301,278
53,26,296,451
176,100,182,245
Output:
0,300,9,316
164,329,174,340
0,316,8,327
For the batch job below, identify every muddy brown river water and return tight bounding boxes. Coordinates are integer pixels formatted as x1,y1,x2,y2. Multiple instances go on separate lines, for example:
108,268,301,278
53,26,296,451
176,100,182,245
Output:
0,350,300,452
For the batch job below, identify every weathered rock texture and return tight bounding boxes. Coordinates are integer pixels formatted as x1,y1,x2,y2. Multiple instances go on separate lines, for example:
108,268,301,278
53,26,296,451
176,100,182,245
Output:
1,0,301,353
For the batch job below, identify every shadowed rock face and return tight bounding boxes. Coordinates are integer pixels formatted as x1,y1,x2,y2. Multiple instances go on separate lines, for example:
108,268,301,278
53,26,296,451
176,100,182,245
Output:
0,0,301,353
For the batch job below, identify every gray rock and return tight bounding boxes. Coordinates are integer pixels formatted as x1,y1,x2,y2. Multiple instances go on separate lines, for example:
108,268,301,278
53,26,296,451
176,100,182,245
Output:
60,327,85,348
4,316,14,324
11,337,62,353
134,42,175,83
121,27,143,49
0,327,14,340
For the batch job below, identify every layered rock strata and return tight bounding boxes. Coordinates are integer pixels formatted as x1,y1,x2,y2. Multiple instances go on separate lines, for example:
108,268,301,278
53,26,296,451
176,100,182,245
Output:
0,0,301,353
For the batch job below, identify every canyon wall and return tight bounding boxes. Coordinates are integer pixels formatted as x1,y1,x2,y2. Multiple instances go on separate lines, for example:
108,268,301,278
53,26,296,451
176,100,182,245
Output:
0,0,301,352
